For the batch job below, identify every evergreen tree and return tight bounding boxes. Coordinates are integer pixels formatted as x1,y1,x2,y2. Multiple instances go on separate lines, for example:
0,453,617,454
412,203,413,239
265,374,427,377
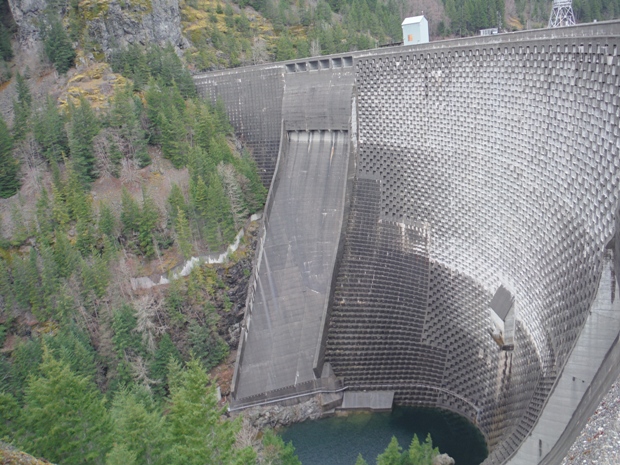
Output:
34,96,69,162
262,430,302,465
108,140,123,177
0,257,15,312
6,338,43,400
10,201,29,244
53,229,78,278
406,434,424,464
195,106,215,152
20,347,112,464
213,99,233,136
218,163,248,228
53,284,77,323
51,184,70,227
11,254,29,310
80,253,110,298
0,115,20,198
204,172,236,249
26,247,42,315
138,188,159,257
166,183,187,225
209,134,235,167
99,203,117,238
112,304,143,357
234,150,267,213
109,387,167,464
0,23,13,61
105,444,137,465
187,145,215,183
354,454,369,465
166,357,256,465
68,96,100,185
120,188,141,235
12,72,32,141
150,333,182,398
0,58,10,85
63,159,93,222
189,175,209,235
145,79,164,145
44,326,98,380
0,391,19,441
35,188,55,243
377,436,402,465
43,15,76,74
75,217,96,255
39,245,60,315
175,207,193,259
145,44,196,99
188,320,228,371
110,84,150,168
159,105,187,168
275,33,296,61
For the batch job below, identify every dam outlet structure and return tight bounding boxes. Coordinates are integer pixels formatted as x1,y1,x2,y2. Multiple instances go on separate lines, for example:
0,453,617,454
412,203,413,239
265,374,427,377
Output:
194,22,620,465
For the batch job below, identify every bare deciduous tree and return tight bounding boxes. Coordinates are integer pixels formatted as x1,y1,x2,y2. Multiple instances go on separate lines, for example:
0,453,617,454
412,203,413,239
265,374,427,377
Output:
133,294,167,353
129,354,159,391
218,162,248,229
13,134,45,196
310,38,321,57
236,415,259,450
252,37,269,65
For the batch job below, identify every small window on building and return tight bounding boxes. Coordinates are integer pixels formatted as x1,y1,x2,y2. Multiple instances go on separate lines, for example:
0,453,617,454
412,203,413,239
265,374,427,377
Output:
408,34,413,42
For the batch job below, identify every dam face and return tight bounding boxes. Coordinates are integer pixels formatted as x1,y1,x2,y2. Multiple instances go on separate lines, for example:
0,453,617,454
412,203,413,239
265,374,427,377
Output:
194,22,620,464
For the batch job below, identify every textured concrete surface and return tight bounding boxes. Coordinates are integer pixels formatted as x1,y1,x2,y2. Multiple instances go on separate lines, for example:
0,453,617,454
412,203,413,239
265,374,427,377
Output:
195,20,620,465
508,257,620,464
341,391,395,410
234,130,350,401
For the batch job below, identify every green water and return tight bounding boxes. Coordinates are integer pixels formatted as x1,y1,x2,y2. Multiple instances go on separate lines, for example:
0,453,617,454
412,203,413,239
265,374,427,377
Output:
280,407,488,465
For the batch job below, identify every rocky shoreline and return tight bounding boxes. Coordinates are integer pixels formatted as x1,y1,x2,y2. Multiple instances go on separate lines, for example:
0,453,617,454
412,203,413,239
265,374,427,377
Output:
232,375,620,465
561,376,620,465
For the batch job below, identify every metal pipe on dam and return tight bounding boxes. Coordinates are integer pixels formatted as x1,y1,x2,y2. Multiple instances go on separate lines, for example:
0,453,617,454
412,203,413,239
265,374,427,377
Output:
194,21,620,465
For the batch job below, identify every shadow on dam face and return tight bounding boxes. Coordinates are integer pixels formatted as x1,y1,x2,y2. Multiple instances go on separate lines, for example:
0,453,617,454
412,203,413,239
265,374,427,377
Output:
322,173,542,451
194,21,620,465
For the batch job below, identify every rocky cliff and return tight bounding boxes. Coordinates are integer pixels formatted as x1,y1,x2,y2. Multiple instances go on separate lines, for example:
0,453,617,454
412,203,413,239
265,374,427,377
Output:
7,0,188,54
86,0,189,56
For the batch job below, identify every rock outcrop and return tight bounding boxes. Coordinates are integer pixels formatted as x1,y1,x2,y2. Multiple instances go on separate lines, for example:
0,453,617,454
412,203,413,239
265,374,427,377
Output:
86,0,189,56
432,453,456,465
0,442,54,465
6,0,46,45
242,398,323,429
7,0,188,55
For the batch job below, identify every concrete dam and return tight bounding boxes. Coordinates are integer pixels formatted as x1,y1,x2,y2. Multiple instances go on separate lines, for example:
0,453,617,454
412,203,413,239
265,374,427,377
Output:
194,21,620,465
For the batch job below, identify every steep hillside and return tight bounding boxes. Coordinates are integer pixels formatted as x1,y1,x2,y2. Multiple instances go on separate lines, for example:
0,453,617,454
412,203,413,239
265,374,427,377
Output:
0,3,277,459
411,0,620,36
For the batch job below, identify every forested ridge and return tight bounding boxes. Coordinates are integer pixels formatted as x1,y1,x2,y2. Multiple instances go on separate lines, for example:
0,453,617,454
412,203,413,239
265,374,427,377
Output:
0,40,285,462
1,4,278,459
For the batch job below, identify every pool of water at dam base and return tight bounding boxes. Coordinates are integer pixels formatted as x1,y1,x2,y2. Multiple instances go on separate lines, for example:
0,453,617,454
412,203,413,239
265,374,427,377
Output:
280,407,488,465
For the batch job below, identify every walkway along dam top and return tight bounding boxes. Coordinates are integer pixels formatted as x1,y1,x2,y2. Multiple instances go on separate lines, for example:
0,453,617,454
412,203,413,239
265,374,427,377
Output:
194,21,620,465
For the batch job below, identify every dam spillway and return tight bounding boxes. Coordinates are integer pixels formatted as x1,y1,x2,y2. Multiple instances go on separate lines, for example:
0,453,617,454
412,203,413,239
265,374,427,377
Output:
194,22,620,465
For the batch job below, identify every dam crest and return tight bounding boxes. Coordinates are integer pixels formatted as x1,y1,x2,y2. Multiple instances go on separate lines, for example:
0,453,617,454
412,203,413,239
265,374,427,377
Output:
194,21,620,465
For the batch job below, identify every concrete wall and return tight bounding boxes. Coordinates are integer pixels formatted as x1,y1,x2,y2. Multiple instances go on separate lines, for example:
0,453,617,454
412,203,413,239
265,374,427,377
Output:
209,65,355,406
194,65,284,184
194,21,620,465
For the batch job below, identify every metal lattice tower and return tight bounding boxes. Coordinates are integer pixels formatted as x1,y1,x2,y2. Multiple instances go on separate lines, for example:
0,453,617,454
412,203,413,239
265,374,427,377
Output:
549,0,576,27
